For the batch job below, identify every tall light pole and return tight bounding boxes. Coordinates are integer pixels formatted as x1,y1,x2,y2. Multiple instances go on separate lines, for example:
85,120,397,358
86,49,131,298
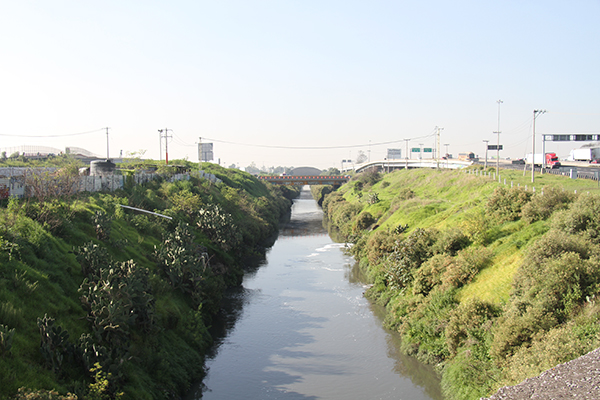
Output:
531,110,547,183
494,100,503,176
404,139,409,169
483,140,489,168
444,143,449,168
435,126,443,169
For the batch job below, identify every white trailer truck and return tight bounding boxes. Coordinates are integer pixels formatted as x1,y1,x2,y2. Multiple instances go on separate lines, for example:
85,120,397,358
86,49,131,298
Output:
569,148,600,162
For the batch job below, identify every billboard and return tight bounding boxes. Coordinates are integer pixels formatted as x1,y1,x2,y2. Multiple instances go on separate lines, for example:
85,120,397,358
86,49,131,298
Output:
199,143,214,162
387,148,402,159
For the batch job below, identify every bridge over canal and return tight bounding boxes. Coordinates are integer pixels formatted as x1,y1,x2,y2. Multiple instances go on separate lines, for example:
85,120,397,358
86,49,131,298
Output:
258,175,350,186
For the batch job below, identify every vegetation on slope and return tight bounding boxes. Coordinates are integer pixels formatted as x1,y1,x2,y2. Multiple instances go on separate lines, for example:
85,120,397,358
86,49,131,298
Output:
318,167,600,400
0,162,297,399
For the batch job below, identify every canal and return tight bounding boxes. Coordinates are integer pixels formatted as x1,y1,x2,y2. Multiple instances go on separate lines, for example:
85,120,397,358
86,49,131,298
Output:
189,188,444,399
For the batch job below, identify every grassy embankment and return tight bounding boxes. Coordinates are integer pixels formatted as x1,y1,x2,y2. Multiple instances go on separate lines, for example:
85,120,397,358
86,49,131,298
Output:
315,166,600,400
0,162,297,399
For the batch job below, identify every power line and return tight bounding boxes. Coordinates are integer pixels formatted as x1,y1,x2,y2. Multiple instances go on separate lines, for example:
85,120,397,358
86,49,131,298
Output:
199,131,437,150
0,128,105,138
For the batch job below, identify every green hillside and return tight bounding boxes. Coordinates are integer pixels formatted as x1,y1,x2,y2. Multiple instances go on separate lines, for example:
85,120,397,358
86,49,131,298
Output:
317,167,600,400
0,163,297,399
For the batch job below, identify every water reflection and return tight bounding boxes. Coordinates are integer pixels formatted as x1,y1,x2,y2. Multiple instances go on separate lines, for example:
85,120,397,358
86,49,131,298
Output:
191,189,443,399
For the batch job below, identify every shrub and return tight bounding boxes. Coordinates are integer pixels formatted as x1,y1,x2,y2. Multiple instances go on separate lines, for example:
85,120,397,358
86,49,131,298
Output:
0,324,15,356
492,248,600,363
461,210,493,245
79,260,155,348
412,254,452,296
398,287,456,363
502,318,600,387
515,230,598,299
13,388,78,400
354,212,376,232
37,314,71,374
441,247,493,289
155,223,223,313
364,229,400,265
521,186,575,223
74,242,111,277
486,187,532,223
350,170,382,188
445,299,497,356
367,192,379,204
433,228,471,256
195,204,241,251
552,193,600,243
490,301,558,360
384,228,438,291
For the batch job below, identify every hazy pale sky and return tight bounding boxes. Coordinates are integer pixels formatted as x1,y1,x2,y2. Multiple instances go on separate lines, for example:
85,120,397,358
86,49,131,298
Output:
1,1,599,169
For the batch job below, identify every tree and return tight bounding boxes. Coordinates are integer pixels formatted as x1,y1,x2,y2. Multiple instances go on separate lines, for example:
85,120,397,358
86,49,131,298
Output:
245,162,260,174
356,150,368,164
322,167,341,175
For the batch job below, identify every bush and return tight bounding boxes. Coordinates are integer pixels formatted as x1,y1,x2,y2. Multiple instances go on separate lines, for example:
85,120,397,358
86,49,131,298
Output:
492,248,600,361
12,388,78,400
502,317,600,387
486,187,532,223
445,298,497,356
398,287,456,363
433,228,471,256
412,254,452,296
384,228,438,291
354,212,376,232
364,229,399,265
552,193,600,243
515,230,599,301
441,247,493,289
521,186,575,223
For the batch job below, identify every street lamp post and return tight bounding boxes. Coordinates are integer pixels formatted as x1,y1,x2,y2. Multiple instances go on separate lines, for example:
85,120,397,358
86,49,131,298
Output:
531,110,547,183
495,100,503,177
444,143,449,168
483,140,489,169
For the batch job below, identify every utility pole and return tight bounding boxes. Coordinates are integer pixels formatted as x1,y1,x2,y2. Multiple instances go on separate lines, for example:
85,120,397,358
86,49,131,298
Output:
104,127,110,160
435,126,443,168
494,100,503,177
532,110,547,183
483,140,489,168
404,139,409,169
444,143,449,168
198,137,205,163
419,143,423,160
158,128,173,165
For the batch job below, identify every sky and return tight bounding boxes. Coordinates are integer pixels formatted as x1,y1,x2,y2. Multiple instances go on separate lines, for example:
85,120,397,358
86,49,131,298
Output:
1,1,599,170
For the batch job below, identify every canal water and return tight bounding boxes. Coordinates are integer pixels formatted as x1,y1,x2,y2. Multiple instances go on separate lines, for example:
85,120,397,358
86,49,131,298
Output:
191,188,444,399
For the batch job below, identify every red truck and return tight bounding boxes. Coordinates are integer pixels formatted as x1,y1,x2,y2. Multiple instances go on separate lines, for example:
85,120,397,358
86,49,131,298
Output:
525,153,561,168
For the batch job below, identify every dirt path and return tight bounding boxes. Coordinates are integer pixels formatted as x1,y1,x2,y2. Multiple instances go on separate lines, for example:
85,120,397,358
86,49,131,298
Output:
482,348,600,400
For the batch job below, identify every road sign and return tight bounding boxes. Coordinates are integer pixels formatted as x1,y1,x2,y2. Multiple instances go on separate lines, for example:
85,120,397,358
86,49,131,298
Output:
488,145,503,150
423,148,433,153
199,143,213,162
544,134,600,142
411,148,420,152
